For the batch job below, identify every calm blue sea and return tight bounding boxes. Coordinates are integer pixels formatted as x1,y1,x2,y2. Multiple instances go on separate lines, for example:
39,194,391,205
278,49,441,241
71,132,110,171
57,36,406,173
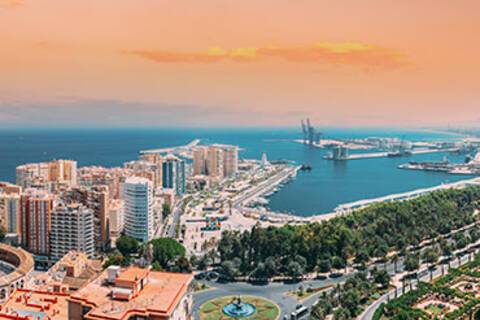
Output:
0,128,475,216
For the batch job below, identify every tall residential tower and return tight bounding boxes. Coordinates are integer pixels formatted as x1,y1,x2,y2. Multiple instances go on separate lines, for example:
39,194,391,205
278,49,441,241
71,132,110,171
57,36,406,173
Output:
121,177,154,242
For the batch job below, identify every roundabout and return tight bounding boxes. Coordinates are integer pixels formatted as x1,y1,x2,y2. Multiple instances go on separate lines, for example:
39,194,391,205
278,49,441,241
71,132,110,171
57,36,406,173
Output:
199,295,280,320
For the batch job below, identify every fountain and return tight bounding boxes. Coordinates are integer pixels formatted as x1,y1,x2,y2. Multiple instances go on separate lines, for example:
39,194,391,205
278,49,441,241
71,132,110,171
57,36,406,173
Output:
222,296,257,318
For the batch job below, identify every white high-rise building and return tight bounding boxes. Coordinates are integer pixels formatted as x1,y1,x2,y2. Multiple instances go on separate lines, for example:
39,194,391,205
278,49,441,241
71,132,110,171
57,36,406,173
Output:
50,203,95,261
121,177,154,242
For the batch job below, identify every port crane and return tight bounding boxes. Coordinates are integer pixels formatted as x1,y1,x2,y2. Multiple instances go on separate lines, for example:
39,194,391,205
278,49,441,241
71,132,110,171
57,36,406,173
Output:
301,118,322,145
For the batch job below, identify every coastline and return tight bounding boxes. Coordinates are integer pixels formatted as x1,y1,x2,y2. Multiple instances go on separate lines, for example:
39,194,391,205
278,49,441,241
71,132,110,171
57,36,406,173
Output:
251,174,480,225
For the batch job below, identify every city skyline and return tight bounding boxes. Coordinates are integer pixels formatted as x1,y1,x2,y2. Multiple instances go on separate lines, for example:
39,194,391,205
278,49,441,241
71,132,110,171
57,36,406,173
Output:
1,0,480,128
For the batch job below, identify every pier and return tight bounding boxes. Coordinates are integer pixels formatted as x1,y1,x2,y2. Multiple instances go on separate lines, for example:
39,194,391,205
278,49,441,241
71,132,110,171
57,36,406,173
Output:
140,139,200,154
324,147,460,161
232,165,301,209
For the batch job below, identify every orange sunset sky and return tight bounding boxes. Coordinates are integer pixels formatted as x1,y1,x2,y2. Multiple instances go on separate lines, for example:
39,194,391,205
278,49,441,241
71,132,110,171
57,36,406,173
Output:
1,0,479,128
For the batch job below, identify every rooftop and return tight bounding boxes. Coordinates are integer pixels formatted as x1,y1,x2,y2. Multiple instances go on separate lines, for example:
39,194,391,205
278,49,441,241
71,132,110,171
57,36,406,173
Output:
123,176,151,185
0,244,34,288
69,267,192,320
31,251,102,293
0,289,69,320
115,267,149,284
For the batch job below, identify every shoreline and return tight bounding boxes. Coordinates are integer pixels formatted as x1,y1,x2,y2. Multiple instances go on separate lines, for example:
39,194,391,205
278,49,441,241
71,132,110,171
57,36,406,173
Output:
258,176,480,224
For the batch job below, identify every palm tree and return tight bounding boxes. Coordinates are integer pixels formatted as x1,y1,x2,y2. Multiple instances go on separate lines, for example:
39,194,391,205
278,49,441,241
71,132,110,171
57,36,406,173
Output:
391,254,399,273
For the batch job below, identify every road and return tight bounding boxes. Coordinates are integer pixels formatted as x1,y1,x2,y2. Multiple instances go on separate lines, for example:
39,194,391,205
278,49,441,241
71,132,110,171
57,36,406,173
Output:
192,255,406,320
155,201,184,238
193,276,353,320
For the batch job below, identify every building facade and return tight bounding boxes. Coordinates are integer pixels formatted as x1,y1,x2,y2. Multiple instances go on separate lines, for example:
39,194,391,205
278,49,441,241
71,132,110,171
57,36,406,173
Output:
108,199,124,239
20,189,54,256
50,203,95,261
16,159,77,190
206,146,224,179
162,155,186,196
193,146,208,175
122,177,154,242
62,186,110,251
0,192,21,237
220,145,239,178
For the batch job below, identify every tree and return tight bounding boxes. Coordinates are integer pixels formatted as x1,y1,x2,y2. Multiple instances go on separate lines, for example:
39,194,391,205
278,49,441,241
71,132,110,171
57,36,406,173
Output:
340,289,361,316
441,241,453,257
220,260,238,280
421,247,439,266
116,235,140,257
331,256,346,270
286,261,304,280
373,269,391,289
404,254,419,272
197,254,212,271
333,307,351,320
151,261,162,271
162,203,171,220
150,238,186,269
214,186,480,278
104,252,130,268
470,228,480,243
354,250,369,265
317,259,332,273
391,254,400,273
173,256,192,273
250,262,267,280
264,257,278,278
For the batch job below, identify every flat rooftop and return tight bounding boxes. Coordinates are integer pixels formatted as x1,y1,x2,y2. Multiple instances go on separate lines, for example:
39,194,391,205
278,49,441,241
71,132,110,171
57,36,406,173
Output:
69,267,192,320
0,289,69,320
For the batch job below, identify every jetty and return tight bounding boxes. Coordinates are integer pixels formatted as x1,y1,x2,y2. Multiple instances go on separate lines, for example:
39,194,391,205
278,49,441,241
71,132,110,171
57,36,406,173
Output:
140,139,200,154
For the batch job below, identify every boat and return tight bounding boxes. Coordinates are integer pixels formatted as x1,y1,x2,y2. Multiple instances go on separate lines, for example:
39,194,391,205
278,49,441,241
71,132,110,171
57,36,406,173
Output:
300,164,312,171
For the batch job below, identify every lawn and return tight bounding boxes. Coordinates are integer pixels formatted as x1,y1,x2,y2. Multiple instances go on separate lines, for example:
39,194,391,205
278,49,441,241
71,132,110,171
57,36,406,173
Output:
425,304,444,316
199,295,280,320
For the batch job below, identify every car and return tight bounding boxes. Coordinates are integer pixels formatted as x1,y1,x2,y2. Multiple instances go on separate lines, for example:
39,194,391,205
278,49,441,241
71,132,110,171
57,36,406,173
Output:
329,272,343,279
206,271,219,281
194,272,206,280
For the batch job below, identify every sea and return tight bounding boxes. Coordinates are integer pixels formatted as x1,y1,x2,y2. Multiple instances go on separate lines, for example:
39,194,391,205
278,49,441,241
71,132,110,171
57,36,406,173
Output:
0,128,476,216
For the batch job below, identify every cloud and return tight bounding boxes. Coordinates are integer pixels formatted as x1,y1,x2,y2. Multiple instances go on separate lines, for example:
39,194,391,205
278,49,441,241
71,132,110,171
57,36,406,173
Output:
125,42,408,69
0,0,24,9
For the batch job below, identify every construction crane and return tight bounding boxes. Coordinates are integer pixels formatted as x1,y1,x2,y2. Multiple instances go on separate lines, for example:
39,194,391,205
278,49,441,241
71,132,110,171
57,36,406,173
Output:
301,118,322,145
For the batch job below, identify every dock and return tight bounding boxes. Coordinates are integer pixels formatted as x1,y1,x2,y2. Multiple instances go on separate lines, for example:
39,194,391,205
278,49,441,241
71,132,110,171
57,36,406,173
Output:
324,147,460,161
140,139,200,154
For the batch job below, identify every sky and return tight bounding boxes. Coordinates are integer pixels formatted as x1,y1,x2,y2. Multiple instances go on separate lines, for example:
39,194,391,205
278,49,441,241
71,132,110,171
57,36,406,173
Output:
0,0,479,128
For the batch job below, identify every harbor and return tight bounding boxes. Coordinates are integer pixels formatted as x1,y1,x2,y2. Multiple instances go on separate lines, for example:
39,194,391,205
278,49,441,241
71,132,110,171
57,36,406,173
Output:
398,152,480,175
323,147,461,160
